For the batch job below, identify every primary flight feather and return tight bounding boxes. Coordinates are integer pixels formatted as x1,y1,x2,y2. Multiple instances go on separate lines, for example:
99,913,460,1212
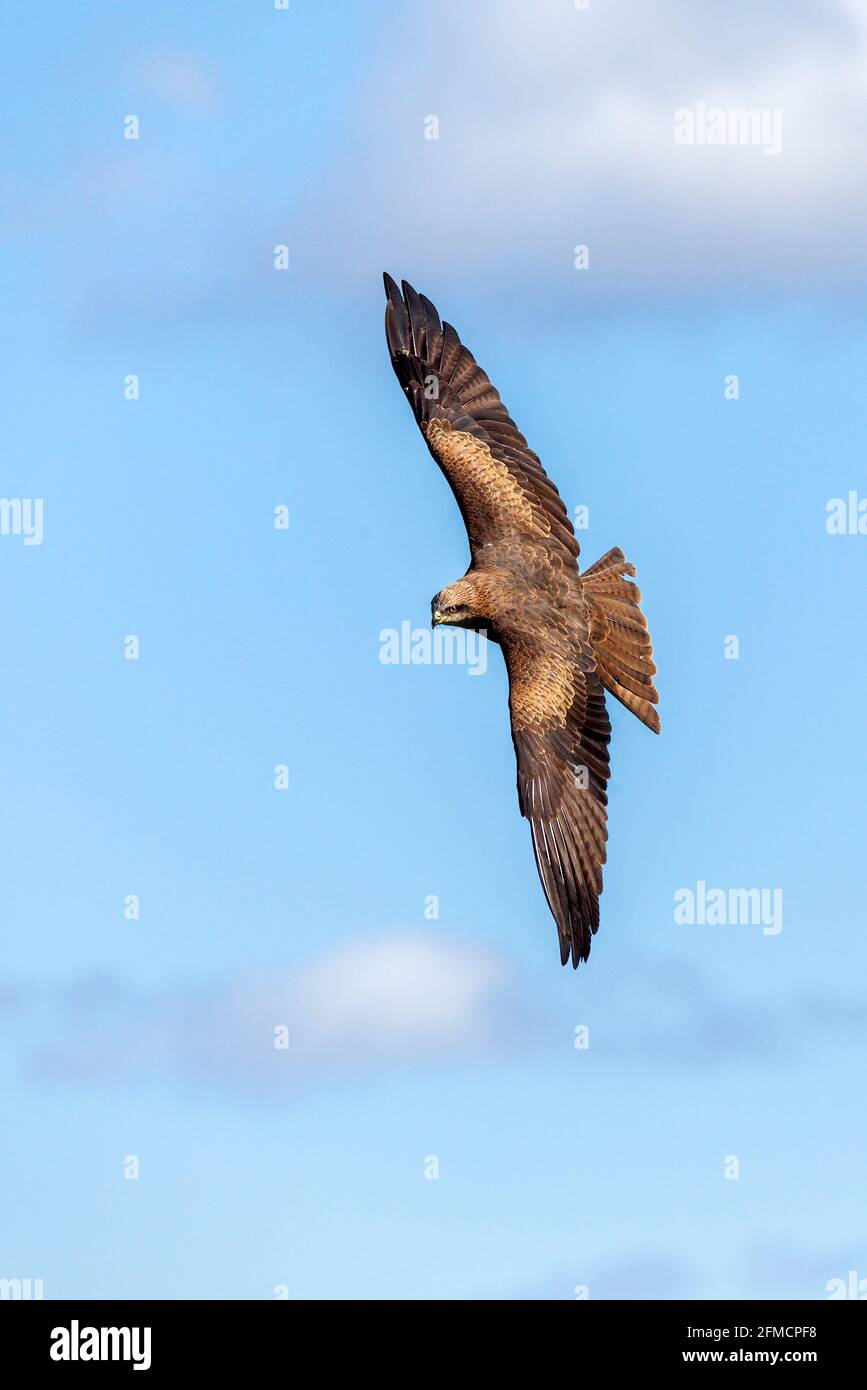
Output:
383,274,660,967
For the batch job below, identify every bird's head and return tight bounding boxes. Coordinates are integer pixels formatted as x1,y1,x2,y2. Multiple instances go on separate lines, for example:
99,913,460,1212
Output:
431,576,489,630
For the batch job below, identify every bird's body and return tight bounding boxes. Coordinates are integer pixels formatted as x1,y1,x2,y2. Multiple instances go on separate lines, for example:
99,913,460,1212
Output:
384,275,660,967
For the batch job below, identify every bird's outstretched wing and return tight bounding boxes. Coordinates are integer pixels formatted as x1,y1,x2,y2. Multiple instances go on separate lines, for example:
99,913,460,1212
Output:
384,274,579,565
384,274,622,966
505,630,611,967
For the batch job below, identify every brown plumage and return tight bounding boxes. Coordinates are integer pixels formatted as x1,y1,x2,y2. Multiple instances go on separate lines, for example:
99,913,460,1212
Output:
383,274,660,967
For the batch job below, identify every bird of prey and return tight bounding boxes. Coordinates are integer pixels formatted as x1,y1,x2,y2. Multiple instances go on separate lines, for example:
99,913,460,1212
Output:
383,275,660,967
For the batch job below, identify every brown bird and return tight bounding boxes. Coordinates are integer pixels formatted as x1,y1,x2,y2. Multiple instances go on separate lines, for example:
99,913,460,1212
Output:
384,275,660,967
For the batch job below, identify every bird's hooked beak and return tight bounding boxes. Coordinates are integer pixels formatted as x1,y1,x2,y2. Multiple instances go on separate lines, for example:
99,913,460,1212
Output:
431,607,444,628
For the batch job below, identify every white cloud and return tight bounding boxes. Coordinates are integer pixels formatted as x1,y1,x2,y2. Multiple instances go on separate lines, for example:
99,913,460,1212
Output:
286,932,505,1054
35,1,867,333
302,0,867,295
20,932,514,1094
7,938,867,1100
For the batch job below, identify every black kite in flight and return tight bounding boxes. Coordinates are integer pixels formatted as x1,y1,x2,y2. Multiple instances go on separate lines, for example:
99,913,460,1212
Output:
383,275,660,967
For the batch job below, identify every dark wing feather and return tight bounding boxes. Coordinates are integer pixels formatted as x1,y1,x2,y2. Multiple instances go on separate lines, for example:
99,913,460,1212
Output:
384,273,579,564
506,633,611,968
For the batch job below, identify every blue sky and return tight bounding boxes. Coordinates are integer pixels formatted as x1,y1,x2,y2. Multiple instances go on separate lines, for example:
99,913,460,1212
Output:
1,0,866,1300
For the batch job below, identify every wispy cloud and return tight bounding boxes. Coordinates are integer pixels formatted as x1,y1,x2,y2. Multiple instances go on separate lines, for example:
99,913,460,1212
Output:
510,1251,700,1301
743,1237,867,1299
490,1236,867,1299
18,932,518,1095
136,51,220,113
301,0,867,297
4,934,867,1101
20,1,867,335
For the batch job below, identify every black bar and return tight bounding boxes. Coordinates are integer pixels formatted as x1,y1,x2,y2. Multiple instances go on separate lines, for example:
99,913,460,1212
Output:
3,1298,864,1373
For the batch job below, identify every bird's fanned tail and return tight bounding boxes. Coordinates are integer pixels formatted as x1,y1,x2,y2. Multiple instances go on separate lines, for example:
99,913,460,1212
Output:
583,547,661,734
